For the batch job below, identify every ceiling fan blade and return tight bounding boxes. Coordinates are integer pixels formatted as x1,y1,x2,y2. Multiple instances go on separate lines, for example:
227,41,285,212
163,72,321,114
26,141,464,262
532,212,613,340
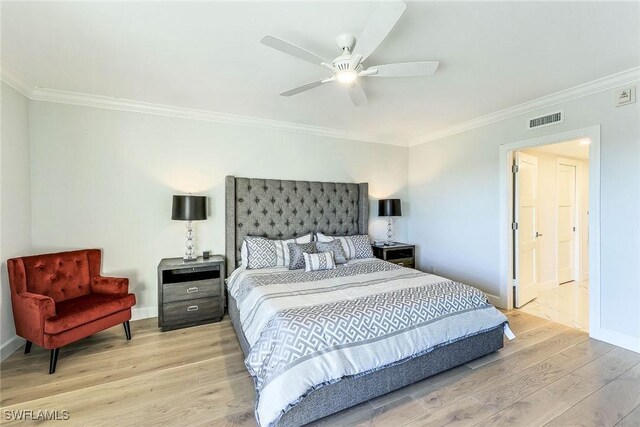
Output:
367,61,440,77
347,82,368,106
261,35,329,67
279,79,329,97
355,1,407,61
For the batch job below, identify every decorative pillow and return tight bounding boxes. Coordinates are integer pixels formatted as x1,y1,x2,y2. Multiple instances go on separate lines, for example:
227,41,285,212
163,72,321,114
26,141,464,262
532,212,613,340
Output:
316,232,373,260
243,233,313,269
288,242,317,270
316,240,347,264
303,251,336,272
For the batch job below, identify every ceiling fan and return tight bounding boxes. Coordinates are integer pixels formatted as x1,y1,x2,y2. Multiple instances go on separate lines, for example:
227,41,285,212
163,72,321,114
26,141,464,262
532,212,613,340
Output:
260,0,439,106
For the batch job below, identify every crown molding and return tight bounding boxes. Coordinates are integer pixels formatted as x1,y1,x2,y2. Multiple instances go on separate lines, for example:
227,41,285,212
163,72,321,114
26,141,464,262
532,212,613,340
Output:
0,67,34,98
0,67,395,147
29,87,398,145
3,65,638,148
409,67,640,146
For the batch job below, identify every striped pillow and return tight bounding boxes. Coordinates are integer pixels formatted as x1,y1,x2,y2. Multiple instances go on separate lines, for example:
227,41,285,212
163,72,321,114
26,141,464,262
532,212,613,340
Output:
303,251,336,272
244,234,313,269
316,232,373,260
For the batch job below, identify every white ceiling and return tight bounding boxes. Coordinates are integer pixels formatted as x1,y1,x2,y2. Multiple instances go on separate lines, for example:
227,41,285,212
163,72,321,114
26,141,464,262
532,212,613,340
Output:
2,1,639,144
529,138,590,161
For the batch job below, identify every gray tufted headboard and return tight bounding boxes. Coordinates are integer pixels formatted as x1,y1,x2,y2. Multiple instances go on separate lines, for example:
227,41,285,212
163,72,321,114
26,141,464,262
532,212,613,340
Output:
225,176,369,276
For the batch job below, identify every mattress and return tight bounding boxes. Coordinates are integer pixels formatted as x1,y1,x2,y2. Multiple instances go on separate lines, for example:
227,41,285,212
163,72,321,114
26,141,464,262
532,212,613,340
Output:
227,259,509,427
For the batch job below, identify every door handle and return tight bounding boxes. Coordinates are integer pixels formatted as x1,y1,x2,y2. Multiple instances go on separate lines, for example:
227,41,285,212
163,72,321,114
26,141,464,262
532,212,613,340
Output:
536,232,543,238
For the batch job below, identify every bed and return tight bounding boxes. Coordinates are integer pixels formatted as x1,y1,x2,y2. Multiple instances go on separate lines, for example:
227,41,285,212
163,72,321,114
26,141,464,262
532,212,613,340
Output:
224,176,508,427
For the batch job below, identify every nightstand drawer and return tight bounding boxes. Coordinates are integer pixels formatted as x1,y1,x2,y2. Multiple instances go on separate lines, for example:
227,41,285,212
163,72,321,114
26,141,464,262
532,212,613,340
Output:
388,258,415,268
163,279,221,303
162,297,222,325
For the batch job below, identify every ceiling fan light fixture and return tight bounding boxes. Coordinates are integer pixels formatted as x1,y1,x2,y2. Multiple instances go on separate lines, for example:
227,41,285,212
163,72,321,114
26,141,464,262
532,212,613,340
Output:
337,70,357,84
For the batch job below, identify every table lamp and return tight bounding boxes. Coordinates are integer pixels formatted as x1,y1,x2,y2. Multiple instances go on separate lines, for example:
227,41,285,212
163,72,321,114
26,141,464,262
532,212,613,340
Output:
172,194,207,261
378,199,402,245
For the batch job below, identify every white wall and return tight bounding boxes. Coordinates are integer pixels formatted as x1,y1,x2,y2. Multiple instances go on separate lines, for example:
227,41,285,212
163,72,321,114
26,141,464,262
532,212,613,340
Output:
0,83,31,358
521,150,589,286
408,83,640,346
28,101,409,318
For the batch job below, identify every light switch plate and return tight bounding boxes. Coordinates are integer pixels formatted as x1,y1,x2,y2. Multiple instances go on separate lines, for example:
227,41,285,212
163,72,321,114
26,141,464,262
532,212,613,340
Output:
615,86,636,107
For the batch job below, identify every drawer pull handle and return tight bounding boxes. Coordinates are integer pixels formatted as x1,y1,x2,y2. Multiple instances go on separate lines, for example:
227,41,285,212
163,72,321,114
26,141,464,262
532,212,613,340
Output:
187,305,199,312
186,287,199,293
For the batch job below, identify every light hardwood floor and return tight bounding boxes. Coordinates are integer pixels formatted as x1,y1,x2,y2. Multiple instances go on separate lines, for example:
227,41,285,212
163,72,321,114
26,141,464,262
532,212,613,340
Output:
1,311,639,426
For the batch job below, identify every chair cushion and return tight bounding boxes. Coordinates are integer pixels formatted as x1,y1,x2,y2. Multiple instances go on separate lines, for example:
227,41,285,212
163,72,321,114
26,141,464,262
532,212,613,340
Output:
45,293,136,335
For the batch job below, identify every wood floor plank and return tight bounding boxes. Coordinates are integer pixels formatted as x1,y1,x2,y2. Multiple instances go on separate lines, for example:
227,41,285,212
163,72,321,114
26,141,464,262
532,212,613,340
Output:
474,388,571,427
501,310,551,335
544,346,640,407
473,339,615,426
411,328,588,414
546,362,640,427
465,321,570,369
409,338,612,426
2,353,254,426
616,405,640,427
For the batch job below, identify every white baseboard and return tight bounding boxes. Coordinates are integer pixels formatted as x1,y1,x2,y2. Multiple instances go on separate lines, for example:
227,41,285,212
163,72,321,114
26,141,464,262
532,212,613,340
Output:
538,280,558,291
0,335,22,362
132,306,158,321
486,293,505,309
591,327,640,354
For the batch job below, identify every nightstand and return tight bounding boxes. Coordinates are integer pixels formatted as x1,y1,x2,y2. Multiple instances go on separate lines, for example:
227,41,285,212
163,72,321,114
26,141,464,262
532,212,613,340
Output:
157,256,225,331
372,243,415,268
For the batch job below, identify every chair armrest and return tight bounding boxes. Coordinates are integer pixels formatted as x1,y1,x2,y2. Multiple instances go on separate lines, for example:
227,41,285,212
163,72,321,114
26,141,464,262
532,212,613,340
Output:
92,276,129,294
13,292,56,343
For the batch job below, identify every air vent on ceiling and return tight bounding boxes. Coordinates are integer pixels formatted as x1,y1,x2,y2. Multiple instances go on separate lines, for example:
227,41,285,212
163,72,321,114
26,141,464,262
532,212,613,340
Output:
527,110,564,129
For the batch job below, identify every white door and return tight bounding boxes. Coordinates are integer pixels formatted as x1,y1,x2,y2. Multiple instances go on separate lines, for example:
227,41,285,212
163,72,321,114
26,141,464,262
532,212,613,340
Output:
515,152,539,308
557,162,577,283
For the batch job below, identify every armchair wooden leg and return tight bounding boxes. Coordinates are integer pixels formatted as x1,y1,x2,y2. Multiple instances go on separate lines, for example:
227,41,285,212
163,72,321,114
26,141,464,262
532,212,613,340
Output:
49,348,59,374
24,341,32,354
123,321,132,340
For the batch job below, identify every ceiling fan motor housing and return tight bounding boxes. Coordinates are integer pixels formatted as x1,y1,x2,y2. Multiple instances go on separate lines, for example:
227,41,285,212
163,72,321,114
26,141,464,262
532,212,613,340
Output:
333,54,363,72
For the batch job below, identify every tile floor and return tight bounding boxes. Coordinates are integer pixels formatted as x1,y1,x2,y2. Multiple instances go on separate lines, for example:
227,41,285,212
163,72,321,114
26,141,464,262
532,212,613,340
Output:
518,280,589,331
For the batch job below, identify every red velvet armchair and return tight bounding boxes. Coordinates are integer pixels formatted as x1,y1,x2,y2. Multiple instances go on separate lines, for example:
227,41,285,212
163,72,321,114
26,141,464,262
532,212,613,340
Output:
7,249,136,373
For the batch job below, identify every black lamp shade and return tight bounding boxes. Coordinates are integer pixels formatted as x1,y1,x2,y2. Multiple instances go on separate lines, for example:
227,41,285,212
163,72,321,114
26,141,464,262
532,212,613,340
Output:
378,199,402,217
172,195,207,221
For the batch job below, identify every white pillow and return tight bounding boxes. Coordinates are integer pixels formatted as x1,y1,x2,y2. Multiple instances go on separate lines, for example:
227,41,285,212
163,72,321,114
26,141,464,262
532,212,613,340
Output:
316,232,373,260
303,251,336,272
241,233,313,268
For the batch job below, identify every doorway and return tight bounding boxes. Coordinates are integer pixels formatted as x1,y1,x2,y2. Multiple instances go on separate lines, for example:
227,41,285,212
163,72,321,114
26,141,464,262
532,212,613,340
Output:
513,140,590,331
499,125,600,338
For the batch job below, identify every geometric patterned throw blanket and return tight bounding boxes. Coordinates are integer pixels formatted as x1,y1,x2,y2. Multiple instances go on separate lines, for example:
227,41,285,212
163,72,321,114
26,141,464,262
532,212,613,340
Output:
227,259,509,427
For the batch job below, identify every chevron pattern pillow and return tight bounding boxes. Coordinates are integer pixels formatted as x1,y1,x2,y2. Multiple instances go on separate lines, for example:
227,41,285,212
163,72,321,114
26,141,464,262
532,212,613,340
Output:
303,251,336,272
316,232,373,260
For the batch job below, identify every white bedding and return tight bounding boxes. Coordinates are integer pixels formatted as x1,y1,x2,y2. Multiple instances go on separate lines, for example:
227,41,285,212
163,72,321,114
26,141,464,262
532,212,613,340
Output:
227,259,510,426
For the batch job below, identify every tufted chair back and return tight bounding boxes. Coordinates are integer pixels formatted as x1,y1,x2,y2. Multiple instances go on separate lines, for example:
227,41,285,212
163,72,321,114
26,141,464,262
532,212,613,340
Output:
13,249,101,302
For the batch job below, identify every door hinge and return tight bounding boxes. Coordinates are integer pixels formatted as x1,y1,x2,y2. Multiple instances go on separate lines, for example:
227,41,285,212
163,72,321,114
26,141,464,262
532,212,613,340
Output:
512,164,519,173
512,222,518,230
573,226,576,232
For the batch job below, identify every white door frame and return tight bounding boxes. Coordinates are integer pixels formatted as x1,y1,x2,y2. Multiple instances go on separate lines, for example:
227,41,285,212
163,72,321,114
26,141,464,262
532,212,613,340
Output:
499,125,600,337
